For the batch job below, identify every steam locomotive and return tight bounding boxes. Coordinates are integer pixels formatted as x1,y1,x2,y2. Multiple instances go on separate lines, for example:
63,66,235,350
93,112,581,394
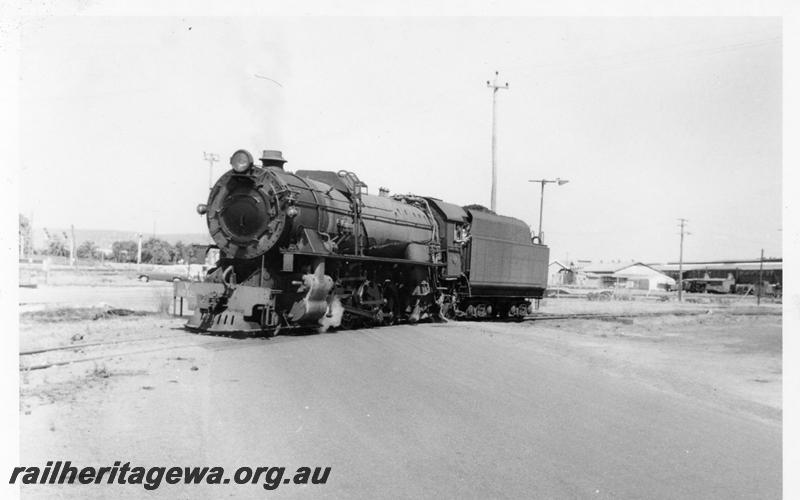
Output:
186,149,549,335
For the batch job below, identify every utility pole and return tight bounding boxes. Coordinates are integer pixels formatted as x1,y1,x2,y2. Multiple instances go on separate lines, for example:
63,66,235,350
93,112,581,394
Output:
757,248,764,306
137,233,143,268
537,181,545,239
70,225,76,267
677,218,690,301
487,71,509,212
204,152,220,189
27,211,33,261
528,178,569,244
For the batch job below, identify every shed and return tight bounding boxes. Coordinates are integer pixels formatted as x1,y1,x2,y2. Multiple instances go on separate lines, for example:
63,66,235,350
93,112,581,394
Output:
652,261,782,287
548,261,572,286
581,262,675,291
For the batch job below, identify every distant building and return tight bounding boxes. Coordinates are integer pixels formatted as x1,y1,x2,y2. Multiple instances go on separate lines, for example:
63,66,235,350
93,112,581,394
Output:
652,260,782,289
579,262,676,291
548,261,675,290
548,261,572,286
549,259,781,293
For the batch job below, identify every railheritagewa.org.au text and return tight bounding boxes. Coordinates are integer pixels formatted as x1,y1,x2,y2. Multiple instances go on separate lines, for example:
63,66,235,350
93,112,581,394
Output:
10,461,331,491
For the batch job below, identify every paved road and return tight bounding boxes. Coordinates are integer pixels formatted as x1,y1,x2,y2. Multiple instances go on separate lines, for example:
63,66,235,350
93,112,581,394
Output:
21,322,780,499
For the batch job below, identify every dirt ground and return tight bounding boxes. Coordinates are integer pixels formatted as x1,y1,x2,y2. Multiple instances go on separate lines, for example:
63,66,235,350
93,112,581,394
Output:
19,300,781,424
20,264,146,287
16,290,782,498
527,311,780,424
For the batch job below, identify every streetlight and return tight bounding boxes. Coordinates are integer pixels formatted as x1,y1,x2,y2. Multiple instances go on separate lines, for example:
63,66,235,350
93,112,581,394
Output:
203,152,219,189
487,71,509,212
528,178,569,244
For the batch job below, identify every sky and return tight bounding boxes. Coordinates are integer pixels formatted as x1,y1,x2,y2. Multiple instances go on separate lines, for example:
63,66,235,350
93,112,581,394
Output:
18,16,782,263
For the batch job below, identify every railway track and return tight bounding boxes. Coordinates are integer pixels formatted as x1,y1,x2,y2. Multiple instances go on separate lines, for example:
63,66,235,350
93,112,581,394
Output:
19,333,253,371
20,308,777,371
522,311,700,321
20,333,186,356
523,308,780,322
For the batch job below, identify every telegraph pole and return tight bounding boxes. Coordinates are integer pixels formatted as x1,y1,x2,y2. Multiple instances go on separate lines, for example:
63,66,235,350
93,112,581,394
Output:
70,224,76,267
27,211,33,260
204,152,220,189
677,218,689,301
757,248,764,306
137,233,143,268
487,71,509,212
528,178,569,244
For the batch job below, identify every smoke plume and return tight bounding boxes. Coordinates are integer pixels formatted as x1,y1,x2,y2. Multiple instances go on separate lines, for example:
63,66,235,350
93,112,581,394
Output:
318,295,343,333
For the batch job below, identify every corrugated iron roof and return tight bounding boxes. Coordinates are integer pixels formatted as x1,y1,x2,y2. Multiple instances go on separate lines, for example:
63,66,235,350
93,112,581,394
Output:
580,262,672,277
653,262,782,272
579,262,636,274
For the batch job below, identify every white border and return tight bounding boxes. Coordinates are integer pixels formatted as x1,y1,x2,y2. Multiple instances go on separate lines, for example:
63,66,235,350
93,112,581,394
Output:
2,3,794,499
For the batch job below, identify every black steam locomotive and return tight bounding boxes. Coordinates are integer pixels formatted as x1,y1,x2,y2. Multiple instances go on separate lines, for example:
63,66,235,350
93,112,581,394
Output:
186,149,549,334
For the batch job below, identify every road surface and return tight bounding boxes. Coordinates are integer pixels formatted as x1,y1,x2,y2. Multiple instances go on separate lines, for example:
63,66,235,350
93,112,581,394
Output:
20,320,781,498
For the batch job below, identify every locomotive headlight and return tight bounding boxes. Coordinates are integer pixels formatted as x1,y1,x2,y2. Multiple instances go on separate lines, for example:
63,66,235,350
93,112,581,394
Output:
230,149,253,173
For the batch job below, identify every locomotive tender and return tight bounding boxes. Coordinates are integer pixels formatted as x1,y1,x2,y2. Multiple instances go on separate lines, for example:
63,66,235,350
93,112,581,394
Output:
186,149,549,334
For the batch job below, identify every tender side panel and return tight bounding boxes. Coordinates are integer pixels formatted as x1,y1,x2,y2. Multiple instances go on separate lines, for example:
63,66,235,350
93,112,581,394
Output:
467,210,549,293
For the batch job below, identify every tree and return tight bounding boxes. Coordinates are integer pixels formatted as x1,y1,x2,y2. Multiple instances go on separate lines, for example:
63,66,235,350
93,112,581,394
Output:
111,240,138,263
76,240,99,259
47,237,68,257
141,238,174,265
174,241,194,264
174,241,184,264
